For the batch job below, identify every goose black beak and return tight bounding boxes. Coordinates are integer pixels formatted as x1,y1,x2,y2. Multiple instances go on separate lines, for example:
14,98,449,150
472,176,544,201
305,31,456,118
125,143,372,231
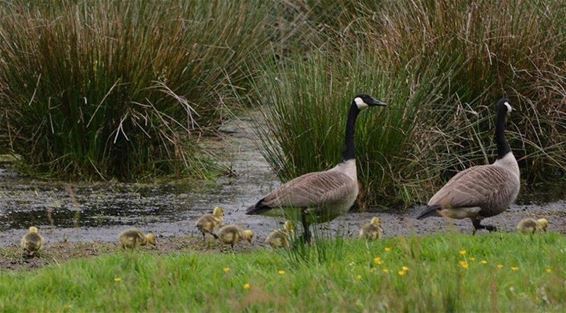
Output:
370,98,387,106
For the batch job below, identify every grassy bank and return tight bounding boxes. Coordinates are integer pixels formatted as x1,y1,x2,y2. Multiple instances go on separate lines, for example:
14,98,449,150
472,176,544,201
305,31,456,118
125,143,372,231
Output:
1,233,565,312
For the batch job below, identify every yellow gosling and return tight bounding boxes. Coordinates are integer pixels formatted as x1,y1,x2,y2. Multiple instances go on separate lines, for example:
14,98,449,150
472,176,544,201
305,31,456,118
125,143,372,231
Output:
118,228,157,249
536,218,549,232
195,207,224,240
517,218,548,234
358,217,383,240
217,224,254,249
265,221,295,249
20,226,44,257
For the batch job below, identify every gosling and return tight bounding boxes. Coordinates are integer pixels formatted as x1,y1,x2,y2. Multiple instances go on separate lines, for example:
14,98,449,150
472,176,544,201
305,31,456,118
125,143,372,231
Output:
536,218,549,232
118,228,157,249
20,226,45,257
217,225,254,249
195,207,224,240
265,221,295,249
516,218,548,234
359,217,383,240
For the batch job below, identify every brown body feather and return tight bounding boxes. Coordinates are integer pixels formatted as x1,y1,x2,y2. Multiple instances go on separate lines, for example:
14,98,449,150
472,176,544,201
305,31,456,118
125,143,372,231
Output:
253,161,359,223
428,163,520,219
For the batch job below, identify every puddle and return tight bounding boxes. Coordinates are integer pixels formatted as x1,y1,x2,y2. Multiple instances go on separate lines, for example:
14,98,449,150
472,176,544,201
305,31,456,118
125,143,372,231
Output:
0,112,565,248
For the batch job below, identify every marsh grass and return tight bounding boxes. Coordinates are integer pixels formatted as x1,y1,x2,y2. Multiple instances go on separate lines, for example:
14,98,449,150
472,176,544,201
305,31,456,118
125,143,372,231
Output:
1,233,565,312
0,0,279,179
254,0,566,208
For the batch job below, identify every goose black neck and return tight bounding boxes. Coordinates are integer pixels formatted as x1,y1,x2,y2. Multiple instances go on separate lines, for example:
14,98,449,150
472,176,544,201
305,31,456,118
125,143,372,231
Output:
342,103,360,161
495,107,510,159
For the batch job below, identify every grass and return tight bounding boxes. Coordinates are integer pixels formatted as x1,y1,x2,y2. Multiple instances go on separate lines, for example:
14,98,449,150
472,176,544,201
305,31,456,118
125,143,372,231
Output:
0,233,565,312
253,0,566,208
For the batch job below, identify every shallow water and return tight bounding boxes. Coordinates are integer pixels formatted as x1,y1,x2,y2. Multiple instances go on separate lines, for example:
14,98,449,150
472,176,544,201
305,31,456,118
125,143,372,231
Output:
0,114,564,248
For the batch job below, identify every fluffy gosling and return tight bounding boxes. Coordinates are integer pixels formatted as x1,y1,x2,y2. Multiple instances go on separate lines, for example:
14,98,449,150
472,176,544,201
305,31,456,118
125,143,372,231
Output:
536,218,549,232
20,226,44,257
517,218,548,234
217,225,254,249
195,207,224,240
118,228,157,249
359,217,383,240
265,221,295,249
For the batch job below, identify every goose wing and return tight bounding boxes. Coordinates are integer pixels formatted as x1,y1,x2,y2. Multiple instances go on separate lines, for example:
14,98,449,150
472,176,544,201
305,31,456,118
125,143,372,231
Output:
428,165,518,209
249,170,356,213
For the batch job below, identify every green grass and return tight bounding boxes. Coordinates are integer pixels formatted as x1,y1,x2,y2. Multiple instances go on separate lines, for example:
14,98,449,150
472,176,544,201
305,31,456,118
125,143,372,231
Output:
1,233,565,312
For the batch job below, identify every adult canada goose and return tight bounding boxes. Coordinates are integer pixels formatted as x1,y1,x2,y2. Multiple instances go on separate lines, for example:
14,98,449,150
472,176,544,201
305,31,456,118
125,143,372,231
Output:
417,98,520,234
246,94,386,242
195,207,224,240
20,226,44,257
359,217,383,240
118,228,157,249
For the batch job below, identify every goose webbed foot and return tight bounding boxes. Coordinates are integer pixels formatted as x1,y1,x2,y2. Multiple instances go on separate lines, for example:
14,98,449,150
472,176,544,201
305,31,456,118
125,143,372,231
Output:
485,225,497,232
472,219,497,235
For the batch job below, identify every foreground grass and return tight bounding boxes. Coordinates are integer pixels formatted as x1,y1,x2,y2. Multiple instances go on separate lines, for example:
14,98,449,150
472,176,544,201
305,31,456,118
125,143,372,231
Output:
1,233,565,312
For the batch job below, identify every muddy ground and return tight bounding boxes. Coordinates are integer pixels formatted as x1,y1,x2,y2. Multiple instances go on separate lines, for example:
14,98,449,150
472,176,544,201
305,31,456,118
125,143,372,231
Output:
0,113,564,271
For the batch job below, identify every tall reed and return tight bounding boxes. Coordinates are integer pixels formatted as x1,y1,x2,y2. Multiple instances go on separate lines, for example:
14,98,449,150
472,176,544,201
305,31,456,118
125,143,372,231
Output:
0,0,278,179
255,0,565,208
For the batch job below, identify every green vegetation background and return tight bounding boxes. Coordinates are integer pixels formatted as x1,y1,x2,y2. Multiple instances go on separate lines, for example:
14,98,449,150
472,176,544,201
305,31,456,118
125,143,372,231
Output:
0,0,563,208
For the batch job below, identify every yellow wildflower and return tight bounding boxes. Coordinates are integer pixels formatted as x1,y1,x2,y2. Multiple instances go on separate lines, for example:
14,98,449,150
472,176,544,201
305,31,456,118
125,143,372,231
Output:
384,247,392,253
469,257,476,261
497,264,504,269
459,250,466,256
243,283,251,290
511,266,519,271
480,260,488,264
373,256,383,265
114,277,122,283
545,268,552,273
402,266,409,272
223,267,230,273
459,260,469,270
398,270,407,276
383,268,389,273
356,275,362,281
278,270,286,275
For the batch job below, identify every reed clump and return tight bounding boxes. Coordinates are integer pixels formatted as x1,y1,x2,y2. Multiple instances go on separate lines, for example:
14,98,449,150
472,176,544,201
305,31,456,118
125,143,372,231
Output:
256,0,565,208
0,0,278,179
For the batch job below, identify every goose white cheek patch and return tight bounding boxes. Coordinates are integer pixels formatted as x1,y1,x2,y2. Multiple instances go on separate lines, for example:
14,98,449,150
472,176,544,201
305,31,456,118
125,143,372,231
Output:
504,102,512,112
354,97,368,109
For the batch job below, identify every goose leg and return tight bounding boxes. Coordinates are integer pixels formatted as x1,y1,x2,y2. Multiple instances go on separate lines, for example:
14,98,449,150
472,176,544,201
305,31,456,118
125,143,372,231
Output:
472,219,497,235
301,213,312,243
